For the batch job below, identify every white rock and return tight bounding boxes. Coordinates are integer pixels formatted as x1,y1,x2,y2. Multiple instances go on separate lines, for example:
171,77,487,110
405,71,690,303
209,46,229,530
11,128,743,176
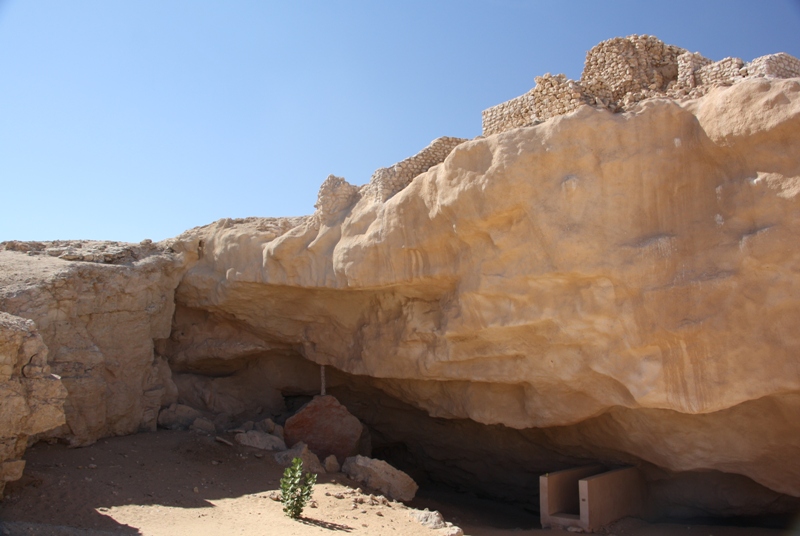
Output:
409,508,446,529
342,455,417,502
234,430,286,451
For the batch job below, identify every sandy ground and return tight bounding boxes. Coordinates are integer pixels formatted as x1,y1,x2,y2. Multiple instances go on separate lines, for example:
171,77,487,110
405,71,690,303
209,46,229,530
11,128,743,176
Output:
0,430,795,536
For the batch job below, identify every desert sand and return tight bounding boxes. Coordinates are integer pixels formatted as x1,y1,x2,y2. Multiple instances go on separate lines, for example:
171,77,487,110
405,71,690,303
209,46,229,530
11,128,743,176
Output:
0,430,792,536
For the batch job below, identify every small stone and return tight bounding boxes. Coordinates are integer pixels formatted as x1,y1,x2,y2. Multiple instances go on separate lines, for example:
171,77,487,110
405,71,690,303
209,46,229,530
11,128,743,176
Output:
324,454,340,473
235,430,286,451
409,508,446,529
214,436,233,447
190,417,216,435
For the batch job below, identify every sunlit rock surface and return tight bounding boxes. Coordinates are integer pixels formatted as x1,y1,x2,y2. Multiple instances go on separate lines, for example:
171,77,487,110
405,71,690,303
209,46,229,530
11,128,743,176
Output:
0,242,185,445
172,78,800,498
0,312,66,497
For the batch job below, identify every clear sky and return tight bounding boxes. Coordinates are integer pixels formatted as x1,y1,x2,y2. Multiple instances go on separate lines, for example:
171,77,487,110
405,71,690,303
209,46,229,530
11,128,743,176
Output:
2,0,799,243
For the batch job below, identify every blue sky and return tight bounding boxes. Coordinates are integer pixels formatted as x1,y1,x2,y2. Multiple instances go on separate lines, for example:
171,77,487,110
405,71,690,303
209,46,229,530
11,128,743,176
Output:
2,0,799,243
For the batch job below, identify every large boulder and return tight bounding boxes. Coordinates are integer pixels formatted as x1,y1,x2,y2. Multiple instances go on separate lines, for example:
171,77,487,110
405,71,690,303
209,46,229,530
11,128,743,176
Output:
284,395,363,464
342,455,418,502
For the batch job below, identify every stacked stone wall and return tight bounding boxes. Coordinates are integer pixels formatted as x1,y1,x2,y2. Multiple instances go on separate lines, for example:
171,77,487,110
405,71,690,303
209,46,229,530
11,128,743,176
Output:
694,57,746,87
531,74,589,122
481,91,536,137
677,52,713,88
314,175,360,222
362,136,468,202
580,35,685,105
747,52,800,79
481,35,800,136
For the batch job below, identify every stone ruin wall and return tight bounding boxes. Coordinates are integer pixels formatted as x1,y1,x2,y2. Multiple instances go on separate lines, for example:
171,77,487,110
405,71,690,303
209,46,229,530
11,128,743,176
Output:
747,52,800,79
482,35,800,136
676,52,713,88
314,136,469,219
316,36,800,213
580,35,686,107
362,136,468,202
480,92,536,136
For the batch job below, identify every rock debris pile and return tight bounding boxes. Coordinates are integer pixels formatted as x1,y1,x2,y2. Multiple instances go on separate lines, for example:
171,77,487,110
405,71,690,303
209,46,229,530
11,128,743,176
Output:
482,34,800,136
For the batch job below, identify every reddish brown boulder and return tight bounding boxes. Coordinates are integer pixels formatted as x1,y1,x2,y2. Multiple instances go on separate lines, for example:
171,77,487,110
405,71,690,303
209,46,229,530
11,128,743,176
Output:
284,395,363,464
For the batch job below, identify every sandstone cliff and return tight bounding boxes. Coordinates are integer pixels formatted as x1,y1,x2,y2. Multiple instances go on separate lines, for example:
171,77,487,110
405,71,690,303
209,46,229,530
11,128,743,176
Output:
170,78,800,502
1,45,799,518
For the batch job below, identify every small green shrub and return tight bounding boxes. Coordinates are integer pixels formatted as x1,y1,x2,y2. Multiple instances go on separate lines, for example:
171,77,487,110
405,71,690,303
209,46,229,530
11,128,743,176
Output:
279,457,317,519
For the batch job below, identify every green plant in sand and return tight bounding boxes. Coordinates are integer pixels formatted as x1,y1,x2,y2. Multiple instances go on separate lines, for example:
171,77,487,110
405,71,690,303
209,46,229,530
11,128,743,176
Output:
279,457,317,519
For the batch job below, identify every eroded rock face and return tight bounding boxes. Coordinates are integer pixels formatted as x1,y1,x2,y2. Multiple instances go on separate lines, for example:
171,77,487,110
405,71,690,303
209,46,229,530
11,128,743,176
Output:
170,78,800,503
0,242,187,445
0,312,66,497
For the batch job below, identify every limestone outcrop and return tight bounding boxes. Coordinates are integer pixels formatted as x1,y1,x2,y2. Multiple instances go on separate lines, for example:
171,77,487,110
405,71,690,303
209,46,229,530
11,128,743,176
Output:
0,241,187,445
171,76,800,504
0,312,66,497
1,36,799,519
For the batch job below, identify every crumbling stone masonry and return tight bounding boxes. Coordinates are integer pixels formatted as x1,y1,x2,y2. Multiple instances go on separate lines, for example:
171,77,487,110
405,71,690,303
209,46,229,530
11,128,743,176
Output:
482,35,800,137
580,35,685,108
362,136,468,202
315,136,470,213
314,174,360,222
743,52,800,79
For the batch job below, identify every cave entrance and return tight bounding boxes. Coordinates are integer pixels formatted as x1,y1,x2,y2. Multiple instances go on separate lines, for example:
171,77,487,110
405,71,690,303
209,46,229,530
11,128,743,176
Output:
163,340,800,530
